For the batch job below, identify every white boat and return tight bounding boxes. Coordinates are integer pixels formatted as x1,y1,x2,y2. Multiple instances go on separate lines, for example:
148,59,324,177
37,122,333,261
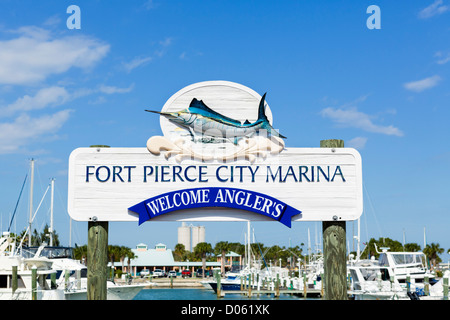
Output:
375,245,437,285
348,246,447,300
0,233,65,300
26,245,151,300
348,260,409,300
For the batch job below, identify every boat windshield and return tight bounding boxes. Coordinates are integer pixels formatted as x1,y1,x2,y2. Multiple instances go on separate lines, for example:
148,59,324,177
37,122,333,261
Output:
379,252,426,267
22,246,75,259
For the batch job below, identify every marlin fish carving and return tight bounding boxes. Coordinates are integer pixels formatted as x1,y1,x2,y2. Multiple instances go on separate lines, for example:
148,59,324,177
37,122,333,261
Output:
146,93,286,144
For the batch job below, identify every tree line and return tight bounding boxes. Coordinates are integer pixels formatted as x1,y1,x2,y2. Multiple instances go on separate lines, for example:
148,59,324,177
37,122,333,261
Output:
7,224,60,247
10,226,448,272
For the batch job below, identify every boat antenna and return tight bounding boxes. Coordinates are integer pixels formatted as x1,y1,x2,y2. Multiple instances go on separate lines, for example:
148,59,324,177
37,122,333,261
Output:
8,174,28,232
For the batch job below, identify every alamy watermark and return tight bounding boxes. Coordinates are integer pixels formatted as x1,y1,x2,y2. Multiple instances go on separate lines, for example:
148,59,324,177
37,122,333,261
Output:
367,5,381,30
67,5,81,30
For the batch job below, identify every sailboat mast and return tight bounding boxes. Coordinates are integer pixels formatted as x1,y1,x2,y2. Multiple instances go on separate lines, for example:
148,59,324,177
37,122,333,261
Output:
28,159,34,247
247,220,251,269
357,217,361,259
50,178,54,246
423,227,427,249
307,227,311,262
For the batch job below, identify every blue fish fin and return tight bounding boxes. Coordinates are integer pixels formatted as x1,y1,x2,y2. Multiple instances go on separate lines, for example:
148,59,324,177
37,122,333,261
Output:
257,93,269,122
257,93,287,139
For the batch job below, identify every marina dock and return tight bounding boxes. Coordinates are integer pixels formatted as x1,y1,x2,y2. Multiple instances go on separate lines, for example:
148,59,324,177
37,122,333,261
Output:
220,289,323,298
121,277,324,298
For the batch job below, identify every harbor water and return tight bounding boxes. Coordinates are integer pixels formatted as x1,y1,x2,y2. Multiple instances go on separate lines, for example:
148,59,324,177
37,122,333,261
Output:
133,287,318,300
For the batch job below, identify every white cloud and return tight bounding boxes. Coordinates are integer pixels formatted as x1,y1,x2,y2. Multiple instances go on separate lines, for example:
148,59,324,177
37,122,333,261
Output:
0,86,69,117
320,106,403,137
0,110,72,154
143,0,156,10
99,84,134,94
0,26,109,85
122,37,173,72
403,75,441,92
0,82,133,117
347,137,368,150
159,37,172,47
418,0,450,19
123,56,152,73
435,51,450,64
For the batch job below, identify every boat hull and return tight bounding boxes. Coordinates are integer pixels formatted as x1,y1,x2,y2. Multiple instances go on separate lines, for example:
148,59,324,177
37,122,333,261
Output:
209,282,243,293
64,284,147,300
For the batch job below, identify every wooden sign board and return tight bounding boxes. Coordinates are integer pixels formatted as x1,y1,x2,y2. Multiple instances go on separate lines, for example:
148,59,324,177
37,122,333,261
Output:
67,81,363,226
68,147,362,225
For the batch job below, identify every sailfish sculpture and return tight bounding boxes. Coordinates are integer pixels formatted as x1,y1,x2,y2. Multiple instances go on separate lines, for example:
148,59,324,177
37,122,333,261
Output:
146,93,286,144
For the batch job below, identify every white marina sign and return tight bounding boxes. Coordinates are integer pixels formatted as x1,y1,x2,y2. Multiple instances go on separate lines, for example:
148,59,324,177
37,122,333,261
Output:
68,81,362,226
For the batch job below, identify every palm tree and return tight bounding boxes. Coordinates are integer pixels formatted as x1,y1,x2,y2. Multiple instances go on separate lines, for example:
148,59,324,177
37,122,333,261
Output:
193,242,213,278
174,243,186,261
39,224,60,246
31,229,40,246
424,243,444,269
119,246,129,272
214,241,231,274
108,245,121,279
404,243,421,252
74,244,88,264
229,242,245,257
126,250,137,276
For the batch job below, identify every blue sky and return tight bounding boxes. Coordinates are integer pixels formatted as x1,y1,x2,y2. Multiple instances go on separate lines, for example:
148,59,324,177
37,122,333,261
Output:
0,1,449,261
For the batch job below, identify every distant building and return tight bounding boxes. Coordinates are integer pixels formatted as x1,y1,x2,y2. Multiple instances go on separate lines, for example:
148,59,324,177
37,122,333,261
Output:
177,223,205,251
216,251,242,271
191,225,205,250
178,223,191,251
118,243,221,276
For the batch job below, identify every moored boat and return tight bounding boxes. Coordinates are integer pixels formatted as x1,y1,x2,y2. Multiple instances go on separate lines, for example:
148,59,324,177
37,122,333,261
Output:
26,245,151,300
0,233,65,300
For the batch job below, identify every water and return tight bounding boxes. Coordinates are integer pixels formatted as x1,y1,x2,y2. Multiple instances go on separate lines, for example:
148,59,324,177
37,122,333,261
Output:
133,288,316,300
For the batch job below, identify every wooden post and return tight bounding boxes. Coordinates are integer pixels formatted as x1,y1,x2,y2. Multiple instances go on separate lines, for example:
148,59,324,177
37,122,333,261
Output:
31,266,37,300
443,276,448,300
321,139,347,300
87,221,109,300
424,276,429,296
320,272,324,297
65,270,70,290
275,276,280,297
257,273,260,291
390,274,394,292
51,272,56,289
87,145,109,300
214,270,221,298
76,269,81,290
12,265,18,294
303,273,307,298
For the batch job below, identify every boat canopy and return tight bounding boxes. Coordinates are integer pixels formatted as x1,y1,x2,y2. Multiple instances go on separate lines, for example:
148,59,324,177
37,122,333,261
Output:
379,252,426,268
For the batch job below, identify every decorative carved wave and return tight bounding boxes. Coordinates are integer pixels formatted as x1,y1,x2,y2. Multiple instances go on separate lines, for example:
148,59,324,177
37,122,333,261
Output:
147,136,285,162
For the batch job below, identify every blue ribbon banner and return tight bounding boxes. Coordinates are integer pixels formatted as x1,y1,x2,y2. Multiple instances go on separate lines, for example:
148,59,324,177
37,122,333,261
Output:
128,187,301,228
